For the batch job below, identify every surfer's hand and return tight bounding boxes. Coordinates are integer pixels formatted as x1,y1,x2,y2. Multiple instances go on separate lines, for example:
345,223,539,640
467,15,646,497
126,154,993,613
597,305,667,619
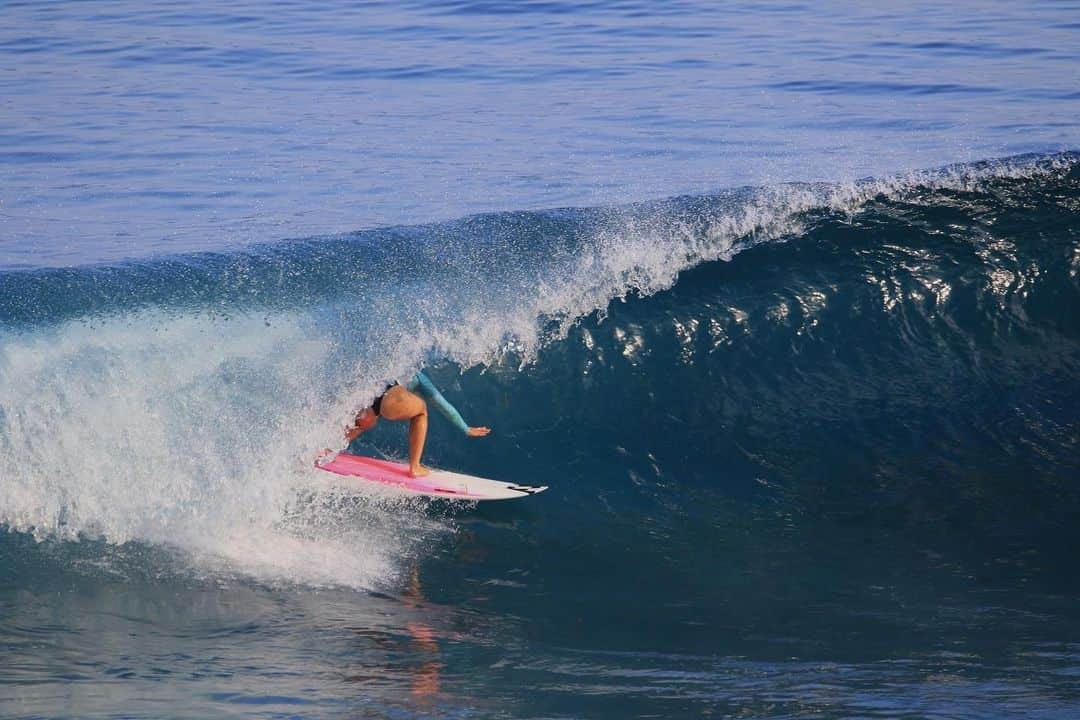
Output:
345,408,377,441
467,426,491,437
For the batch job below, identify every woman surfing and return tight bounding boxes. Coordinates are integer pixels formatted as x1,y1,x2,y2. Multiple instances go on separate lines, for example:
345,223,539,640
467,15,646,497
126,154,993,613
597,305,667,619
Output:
344,372,490,477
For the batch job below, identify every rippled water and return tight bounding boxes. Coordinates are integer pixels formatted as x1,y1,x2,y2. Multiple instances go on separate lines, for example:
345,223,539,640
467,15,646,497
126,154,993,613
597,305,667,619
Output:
3,0,1078,265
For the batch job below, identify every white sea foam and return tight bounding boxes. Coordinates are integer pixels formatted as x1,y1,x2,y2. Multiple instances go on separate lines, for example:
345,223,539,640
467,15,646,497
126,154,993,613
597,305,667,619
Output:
0,310,448,588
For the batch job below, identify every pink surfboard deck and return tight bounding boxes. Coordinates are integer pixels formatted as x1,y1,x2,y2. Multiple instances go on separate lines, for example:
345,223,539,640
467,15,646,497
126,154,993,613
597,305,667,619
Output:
313,451,547,501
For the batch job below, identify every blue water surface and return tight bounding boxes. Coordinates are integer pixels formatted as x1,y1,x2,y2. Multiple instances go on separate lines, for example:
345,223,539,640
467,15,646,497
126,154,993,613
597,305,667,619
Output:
2,0,1077,265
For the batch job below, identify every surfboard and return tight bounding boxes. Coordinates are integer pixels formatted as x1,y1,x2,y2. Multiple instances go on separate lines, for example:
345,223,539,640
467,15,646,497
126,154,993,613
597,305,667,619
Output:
313,451,547,501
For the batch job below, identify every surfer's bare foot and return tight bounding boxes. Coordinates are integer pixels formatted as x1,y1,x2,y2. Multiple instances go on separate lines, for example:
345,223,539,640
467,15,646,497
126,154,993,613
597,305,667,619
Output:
409,465,430,478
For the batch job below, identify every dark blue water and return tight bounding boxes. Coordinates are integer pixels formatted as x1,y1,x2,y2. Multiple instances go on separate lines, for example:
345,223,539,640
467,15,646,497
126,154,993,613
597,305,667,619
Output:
2,2,1080,719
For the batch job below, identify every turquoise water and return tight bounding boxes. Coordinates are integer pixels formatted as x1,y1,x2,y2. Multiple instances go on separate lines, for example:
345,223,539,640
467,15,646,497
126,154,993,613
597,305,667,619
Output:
2,2,1080,719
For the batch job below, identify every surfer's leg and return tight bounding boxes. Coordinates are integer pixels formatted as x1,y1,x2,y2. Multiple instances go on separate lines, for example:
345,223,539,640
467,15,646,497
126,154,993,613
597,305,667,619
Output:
378,386,430,477
407,411,429,477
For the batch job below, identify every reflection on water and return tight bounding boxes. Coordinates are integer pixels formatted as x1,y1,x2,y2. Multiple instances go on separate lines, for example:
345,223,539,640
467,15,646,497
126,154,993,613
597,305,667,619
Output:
404,566,445,701
3,526,1080,718
0,535,484,717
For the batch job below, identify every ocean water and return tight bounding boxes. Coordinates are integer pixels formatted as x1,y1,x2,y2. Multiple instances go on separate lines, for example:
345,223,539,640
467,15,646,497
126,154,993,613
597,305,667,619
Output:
2,2,1079,719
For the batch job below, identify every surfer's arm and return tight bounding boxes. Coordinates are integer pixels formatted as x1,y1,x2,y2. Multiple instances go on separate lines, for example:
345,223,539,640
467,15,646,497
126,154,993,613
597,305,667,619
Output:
408,372,470,434
407,372,482,436
344,407,377,442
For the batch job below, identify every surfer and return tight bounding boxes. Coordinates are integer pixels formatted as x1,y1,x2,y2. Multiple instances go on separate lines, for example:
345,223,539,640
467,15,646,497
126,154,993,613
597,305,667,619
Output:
344,372,490,477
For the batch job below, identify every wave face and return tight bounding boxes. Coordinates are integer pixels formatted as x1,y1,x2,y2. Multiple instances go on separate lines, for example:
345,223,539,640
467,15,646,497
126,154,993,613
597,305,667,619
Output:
501,157,1080,547
2,153,1080,716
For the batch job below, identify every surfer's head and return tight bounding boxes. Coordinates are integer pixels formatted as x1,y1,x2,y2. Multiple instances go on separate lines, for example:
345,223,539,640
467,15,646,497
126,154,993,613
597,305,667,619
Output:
353,407,377,433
